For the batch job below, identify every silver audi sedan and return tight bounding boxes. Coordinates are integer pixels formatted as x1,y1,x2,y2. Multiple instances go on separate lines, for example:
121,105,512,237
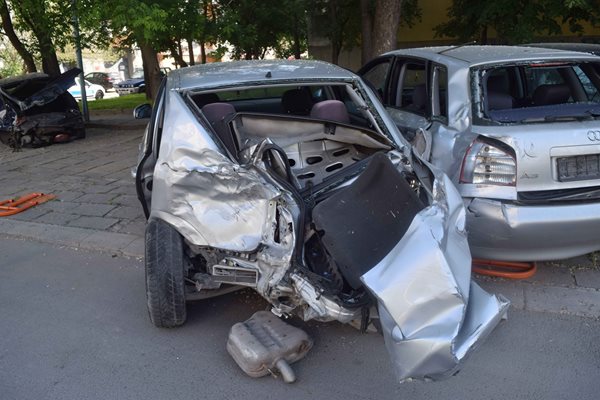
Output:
360,45,600,261
134,60,507,382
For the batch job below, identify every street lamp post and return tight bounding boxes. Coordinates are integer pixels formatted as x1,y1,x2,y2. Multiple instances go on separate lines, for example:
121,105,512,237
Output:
71,0,89,122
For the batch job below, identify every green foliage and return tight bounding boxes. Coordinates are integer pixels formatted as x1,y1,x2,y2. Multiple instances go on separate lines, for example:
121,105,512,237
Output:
0,42,25,78
83,93,149,110
435,0,600,44
214,0,308,59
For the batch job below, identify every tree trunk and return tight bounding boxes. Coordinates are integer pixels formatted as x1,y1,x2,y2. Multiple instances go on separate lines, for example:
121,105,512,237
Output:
187,38,195,65
371,0,402,57
360,0,373,64
140,43,161,101
200,41,206,64
169,42,188,68
293,25,301,59
479,25,488,45
39,45,61,77
0,0,36,73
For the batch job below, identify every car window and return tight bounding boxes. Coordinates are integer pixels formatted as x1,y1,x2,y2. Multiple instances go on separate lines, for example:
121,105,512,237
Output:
477,61,600,123
524,67,566,98
395,61,427,114
361,60,391,101
574,65,600,101
217,86,291,101
431,65,448,122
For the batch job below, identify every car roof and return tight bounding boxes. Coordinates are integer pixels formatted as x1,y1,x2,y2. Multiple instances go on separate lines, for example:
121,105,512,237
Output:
526,42,600,56
170,60,357,91
383,45,600,66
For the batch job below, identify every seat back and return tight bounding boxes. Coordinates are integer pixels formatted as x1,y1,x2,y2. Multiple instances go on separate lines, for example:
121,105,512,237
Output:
309,100,350,124
281,88,313,115
201,102,237,154
533,84,570,106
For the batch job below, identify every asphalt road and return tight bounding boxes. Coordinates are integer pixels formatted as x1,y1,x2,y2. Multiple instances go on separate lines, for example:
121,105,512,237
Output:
1,237,599,400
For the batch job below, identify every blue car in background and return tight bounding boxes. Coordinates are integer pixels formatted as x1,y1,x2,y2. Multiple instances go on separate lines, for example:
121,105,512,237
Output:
114,67,170,96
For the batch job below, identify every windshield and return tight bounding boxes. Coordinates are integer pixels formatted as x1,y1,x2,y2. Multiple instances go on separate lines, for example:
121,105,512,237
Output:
476,61,600,123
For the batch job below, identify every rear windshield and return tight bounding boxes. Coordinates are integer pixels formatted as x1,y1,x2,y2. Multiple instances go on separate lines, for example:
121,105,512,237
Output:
476,61,600,123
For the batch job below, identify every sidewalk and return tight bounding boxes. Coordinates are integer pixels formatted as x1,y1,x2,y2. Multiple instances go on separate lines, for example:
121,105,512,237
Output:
1,112,599,318
0,112,147,257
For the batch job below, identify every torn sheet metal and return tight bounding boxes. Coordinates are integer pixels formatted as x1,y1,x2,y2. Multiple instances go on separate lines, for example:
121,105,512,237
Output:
362,172,509,382
152,148,282,251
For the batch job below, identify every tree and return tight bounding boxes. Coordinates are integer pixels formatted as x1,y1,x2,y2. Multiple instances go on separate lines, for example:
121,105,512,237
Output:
359,0,421,64
0,0,37,73
435,0,600,44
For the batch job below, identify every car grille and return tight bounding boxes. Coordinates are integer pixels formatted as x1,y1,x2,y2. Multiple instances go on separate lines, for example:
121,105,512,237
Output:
557,154,600,182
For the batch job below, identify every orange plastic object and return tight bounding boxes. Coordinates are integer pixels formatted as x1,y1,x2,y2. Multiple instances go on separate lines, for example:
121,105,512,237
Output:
472,258,537,280
0,193,56,217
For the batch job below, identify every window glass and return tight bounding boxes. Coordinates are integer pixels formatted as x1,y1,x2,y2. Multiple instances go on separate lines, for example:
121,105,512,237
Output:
217,86,295,101
396,62,426,113
361,60,391,100
524,67,566,97
574,66,600,101
432,65,447,120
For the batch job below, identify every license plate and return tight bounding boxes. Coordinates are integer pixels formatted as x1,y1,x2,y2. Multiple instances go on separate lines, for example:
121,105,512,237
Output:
557,154,600,182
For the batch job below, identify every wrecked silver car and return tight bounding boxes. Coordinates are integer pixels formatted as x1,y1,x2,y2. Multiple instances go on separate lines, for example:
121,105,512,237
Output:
0,69,85,148
360,45,600,261
135,60,508,382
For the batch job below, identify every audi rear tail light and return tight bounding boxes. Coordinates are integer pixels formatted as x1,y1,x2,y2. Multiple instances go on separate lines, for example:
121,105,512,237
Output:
460,138,516,186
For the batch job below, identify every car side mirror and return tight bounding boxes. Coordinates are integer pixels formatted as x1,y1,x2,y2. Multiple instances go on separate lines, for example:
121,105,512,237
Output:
133,103,152,119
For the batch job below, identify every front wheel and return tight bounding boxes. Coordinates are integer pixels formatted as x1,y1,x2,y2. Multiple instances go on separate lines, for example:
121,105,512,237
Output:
95,90,104,100
145,219,187,327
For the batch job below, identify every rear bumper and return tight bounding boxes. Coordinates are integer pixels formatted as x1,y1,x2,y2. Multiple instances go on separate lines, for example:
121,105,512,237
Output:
466,197,600,261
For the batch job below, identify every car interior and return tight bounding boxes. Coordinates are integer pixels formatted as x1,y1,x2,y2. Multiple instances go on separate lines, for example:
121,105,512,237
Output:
482,62,600,122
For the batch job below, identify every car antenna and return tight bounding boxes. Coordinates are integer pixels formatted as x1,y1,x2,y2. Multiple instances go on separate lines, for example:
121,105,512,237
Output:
438,41,477,55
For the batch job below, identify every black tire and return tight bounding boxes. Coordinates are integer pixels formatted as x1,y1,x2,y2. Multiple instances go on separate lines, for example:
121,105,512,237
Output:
95,90,104,100
145,218,187,327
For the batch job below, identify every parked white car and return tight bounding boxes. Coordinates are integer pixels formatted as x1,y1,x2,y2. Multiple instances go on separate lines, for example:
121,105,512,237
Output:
68,77,105,100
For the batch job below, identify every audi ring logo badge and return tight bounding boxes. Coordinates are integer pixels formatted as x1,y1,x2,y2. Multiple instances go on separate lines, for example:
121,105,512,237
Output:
587,130,600,141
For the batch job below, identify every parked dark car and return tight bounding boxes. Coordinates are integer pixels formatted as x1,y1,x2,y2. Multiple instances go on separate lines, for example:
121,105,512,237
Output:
84,72,115,91
0,69,85,148
114,67,170,96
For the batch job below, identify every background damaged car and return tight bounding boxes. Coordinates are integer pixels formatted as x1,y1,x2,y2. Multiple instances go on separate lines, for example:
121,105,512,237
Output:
360,45,600,261
0,68,85,149
134,60,509,382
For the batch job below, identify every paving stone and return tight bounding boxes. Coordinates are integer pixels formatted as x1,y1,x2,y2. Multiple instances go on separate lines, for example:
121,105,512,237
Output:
107,205,144,220
111,194,139,206
573,269,600,289
34,211,78,226
5,207,49,222
76,193,118,204
80,184,115,194
43,200,82,213
52,191,85,202
525,285,600,318
72,203,116,217
68,216,118,230
523,263,575,287
109,184,136,195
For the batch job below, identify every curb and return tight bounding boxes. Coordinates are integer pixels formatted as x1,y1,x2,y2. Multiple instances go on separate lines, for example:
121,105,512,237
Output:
85,120,147,131
1,219,599,319
0,218,144,258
